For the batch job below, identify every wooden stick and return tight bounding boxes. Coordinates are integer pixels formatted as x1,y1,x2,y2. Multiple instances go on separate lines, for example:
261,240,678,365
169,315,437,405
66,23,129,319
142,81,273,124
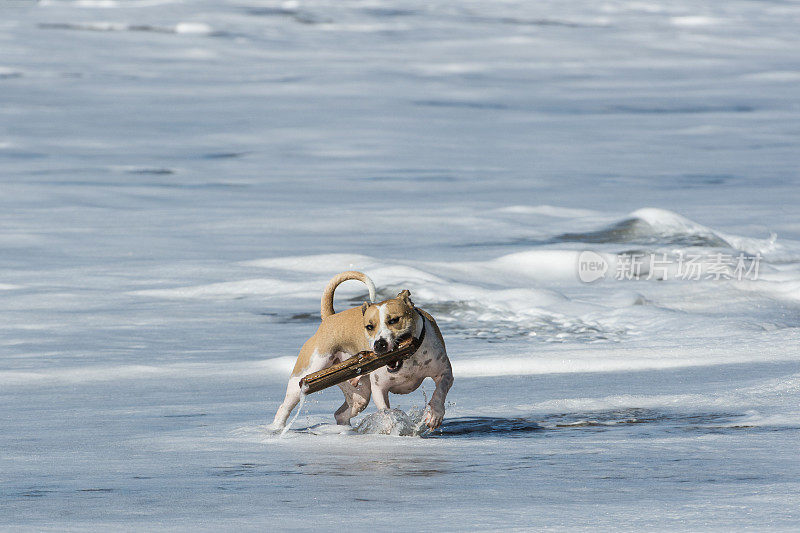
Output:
299,335,422,394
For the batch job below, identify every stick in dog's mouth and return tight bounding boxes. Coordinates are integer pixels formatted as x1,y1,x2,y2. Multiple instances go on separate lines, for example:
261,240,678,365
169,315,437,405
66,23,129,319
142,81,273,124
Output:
299,330,423,394
384,333,412,373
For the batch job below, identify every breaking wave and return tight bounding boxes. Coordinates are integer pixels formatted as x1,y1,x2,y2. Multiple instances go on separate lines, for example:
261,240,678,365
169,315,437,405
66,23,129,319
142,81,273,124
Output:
554,208,780,255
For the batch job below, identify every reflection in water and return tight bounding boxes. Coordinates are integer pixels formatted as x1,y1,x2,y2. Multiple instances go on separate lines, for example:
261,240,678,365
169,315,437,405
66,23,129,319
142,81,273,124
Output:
215,455,455,479
435,416,543,437
431,409,748,438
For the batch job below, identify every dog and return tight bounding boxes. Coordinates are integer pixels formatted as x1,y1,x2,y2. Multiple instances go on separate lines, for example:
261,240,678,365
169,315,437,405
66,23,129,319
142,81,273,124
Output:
270,271,453,430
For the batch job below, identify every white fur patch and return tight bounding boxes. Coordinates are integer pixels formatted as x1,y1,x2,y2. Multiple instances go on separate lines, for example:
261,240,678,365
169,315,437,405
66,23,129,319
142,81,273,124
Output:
376,303,390,343
297,348,326,375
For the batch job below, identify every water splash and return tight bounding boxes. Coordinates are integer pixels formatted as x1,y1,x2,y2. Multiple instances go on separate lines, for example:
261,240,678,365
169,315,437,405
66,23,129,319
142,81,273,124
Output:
411,388,431,435
355,408,429,436
410,408,431,436
280,393,306,437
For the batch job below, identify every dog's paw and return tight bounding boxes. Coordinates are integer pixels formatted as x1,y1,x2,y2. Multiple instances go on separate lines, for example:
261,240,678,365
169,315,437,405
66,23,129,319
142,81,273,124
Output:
265,422,285,434
424,404,444,430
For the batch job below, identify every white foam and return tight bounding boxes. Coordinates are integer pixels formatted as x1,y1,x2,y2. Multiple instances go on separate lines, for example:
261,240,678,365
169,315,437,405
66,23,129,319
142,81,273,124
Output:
495,205,599,218
242,253,377,272
743,71,800,82
73,0,118,7
0,67,22,77
670,16,719,27
174,22,213,35
491,249,617,282
0,357,295,386
725,411,800,428
77,21,128,31
133,278,316,299
64,0,183,7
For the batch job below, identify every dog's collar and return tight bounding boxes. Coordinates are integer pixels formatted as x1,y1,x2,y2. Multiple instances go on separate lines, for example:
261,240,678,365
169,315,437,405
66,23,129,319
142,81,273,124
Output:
410,309,426,351
396,309,426,352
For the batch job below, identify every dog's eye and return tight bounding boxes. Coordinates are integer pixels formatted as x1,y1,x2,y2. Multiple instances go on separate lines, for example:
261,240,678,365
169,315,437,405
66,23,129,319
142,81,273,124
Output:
365,324,374,331
387,317,399,325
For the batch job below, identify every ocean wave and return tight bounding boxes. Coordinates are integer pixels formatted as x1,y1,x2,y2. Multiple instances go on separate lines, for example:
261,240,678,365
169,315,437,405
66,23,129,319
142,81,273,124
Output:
132,208,800,345
555,208,779,254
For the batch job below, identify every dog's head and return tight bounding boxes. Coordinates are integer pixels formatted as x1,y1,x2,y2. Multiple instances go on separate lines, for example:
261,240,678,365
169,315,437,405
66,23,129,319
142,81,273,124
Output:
362,290,418,372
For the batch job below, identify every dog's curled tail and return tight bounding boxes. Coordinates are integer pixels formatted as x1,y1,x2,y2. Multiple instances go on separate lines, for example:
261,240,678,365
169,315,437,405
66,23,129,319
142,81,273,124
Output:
320,271,376,320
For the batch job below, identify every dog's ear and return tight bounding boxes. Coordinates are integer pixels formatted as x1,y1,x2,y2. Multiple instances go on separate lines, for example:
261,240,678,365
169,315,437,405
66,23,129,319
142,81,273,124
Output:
397,289,413,307
361,302,369,316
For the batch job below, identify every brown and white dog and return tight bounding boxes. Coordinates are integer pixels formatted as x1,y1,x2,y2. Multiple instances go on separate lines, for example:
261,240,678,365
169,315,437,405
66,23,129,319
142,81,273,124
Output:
270,271,453,430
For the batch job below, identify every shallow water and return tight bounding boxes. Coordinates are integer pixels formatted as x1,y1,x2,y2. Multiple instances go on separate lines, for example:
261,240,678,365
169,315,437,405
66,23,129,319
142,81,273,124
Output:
2,0,800,530
279,392,306,437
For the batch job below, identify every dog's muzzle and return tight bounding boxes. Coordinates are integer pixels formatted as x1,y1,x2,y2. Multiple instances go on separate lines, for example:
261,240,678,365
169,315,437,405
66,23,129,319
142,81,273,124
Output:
373,338,389,354
374,338,403,372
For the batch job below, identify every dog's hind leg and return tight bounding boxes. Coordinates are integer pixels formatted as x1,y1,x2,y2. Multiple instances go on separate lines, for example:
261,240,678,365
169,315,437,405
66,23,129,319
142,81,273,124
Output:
348,378,372,420
334,378,371,425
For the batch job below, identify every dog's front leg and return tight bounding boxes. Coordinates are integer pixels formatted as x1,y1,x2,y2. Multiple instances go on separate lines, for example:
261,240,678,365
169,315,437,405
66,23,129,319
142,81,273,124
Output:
424,368,453,429
271,376,302,429
371,375,391,411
